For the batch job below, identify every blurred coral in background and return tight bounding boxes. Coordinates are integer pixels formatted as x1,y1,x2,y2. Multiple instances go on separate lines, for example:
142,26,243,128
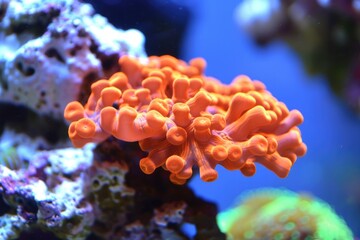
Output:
235,0,360,114
217,188,354,240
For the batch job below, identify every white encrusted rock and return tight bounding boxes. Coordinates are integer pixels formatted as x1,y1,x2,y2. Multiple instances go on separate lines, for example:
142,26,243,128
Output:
0,0,146,117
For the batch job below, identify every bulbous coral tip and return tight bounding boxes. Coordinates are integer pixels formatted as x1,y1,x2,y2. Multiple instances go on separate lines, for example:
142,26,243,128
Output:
247,135,269,155
75,118,96,138
146,110,166,129
142,76,162,94
240,162,256,177
64,101,84,121
200,169,218,182
194,117,211,131
166,126,187,145
159,55,179,69
293,109,304,124
172,103,191,127
267,137,278,154
189,77,203,92
148,99,170,116
101,87,122,107
227,145,242,161
211,114,226,130
139,157,156,174
68,122,93,148
297,143,307,157
226,92,256,123
169,174,187,185
173,78,190,103
211,146,228,161
189,57,206,74
68,122,78,139
193,117,212,142
165,155,185,174
109,72,129,91
91,80,110,98
100,107,117,134
176,167,193,180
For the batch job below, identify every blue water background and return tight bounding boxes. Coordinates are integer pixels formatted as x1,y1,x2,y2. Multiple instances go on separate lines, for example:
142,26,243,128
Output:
179,0,360,235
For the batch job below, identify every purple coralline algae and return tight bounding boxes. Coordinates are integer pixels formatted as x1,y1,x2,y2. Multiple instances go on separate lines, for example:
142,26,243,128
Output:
0,0,146,117
0,145,95,240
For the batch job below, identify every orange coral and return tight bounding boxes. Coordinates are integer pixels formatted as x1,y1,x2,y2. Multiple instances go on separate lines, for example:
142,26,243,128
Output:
64,55,307,184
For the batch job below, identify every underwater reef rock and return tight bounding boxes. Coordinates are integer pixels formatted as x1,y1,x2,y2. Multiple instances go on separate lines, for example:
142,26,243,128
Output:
0,0,146,117
88,159,135,239
217,188,354,240
0,145,95,240
0,127,72,171
0,139,225,240
88,139,225,240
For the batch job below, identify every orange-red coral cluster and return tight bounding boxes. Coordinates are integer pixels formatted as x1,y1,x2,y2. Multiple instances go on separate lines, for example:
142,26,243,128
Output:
64,55,307,184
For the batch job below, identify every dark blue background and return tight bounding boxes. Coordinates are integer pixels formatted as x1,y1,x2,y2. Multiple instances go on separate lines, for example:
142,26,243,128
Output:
179,0,360,235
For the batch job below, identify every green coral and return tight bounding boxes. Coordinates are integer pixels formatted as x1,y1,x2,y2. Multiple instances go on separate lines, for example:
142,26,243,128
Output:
217,188,354,240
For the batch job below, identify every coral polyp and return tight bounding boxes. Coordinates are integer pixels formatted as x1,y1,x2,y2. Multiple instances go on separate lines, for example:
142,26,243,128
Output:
64,55,307,184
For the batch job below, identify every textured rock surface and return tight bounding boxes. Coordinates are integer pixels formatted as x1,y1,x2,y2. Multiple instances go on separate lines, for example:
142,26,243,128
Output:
0,145,95,240
0,0,146,117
